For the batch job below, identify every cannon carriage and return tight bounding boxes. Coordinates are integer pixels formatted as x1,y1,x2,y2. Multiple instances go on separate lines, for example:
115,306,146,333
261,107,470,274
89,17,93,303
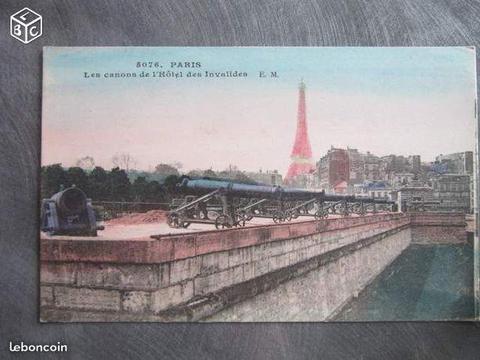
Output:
166,178,397,229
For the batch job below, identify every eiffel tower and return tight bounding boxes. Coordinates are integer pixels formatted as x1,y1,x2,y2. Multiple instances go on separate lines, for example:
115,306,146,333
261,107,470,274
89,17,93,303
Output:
285,80,315,184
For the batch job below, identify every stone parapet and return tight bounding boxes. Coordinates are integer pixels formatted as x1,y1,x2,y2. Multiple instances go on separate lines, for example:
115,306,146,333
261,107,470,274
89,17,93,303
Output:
41,213,407,265
39,212,464,321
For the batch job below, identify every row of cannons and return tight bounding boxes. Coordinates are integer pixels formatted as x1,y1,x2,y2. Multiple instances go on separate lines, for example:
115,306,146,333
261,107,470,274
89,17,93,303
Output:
39,180,444,237
167,178,397,230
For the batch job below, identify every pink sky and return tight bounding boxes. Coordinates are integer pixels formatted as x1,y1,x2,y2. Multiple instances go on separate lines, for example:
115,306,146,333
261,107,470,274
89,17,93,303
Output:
43,87,475,174
42,48,476,175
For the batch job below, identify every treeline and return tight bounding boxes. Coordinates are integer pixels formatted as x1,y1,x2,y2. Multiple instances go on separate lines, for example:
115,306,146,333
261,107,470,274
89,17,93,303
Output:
40,164,178,203
41,164,259,203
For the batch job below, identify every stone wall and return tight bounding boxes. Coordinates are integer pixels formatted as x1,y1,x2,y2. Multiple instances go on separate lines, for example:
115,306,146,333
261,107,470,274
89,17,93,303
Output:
208,227,411,321
410,212,467,244
40,212,463,322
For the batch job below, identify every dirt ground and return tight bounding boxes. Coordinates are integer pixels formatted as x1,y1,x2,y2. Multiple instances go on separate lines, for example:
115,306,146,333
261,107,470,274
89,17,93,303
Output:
105,210,168,225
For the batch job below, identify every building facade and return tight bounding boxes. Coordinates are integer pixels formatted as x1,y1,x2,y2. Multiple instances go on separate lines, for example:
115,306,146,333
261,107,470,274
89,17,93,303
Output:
434,152,474,212
435,151,473,174
247,170,283,186
395,186,434,212
432,174,470,213
346,148,364,184
353,181,393,200
316,147,350,192
313,146,473,211
409,155,421,174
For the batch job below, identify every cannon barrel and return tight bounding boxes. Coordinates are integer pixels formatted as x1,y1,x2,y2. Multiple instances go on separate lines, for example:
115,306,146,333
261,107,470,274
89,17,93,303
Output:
178,178,395,204
178,178,283,199
50,187,88,216
281,187,324,200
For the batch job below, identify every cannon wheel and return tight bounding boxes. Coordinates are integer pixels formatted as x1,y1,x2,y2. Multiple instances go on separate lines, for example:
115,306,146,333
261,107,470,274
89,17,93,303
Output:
234,211,247,227
180,221,191,228
285,210,293,222
215,214,232,229
245,211,254,221
358,206,366,216
272,210,285,223
236,210,248,223
290,209,299,219
314,210,328,220
167,212,180,228
234,213,246,227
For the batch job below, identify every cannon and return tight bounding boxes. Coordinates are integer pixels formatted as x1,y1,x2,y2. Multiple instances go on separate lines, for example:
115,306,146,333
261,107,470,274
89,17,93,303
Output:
167,178,397,229
40,186,104,236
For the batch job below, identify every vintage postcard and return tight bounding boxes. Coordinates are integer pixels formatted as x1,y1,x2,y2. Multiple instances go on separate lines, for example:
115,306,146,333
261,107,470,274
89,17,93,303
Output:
40,47,477,322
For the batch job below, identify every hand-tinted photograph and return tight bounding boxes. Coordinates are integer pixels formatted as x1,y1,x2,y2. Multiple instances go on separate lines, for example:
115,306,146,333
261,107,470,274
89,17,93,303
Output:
40,47,477,322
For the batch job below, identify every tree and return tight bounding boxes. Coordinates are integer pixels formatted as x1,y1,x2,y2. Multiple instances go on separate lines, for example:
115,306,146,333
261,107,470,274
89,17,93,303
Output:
171,162,183,170
131,177,167,202
75,156,95,170
112,153,137,172
145,180,166,202
154,163,179,177
41,164,67,199
90,166,108,182
203,169,217,178
108,167,131,201
163,175,180,200
66,167,89,192
132,176,149,202
234,172,255,184
88,166,108,201
186,169,203,178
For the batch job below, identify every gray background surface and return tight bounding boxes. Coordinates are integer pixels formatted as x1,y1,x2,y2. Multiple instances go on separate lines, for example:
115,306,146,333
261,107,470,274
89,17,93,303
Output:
0,0,479,358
